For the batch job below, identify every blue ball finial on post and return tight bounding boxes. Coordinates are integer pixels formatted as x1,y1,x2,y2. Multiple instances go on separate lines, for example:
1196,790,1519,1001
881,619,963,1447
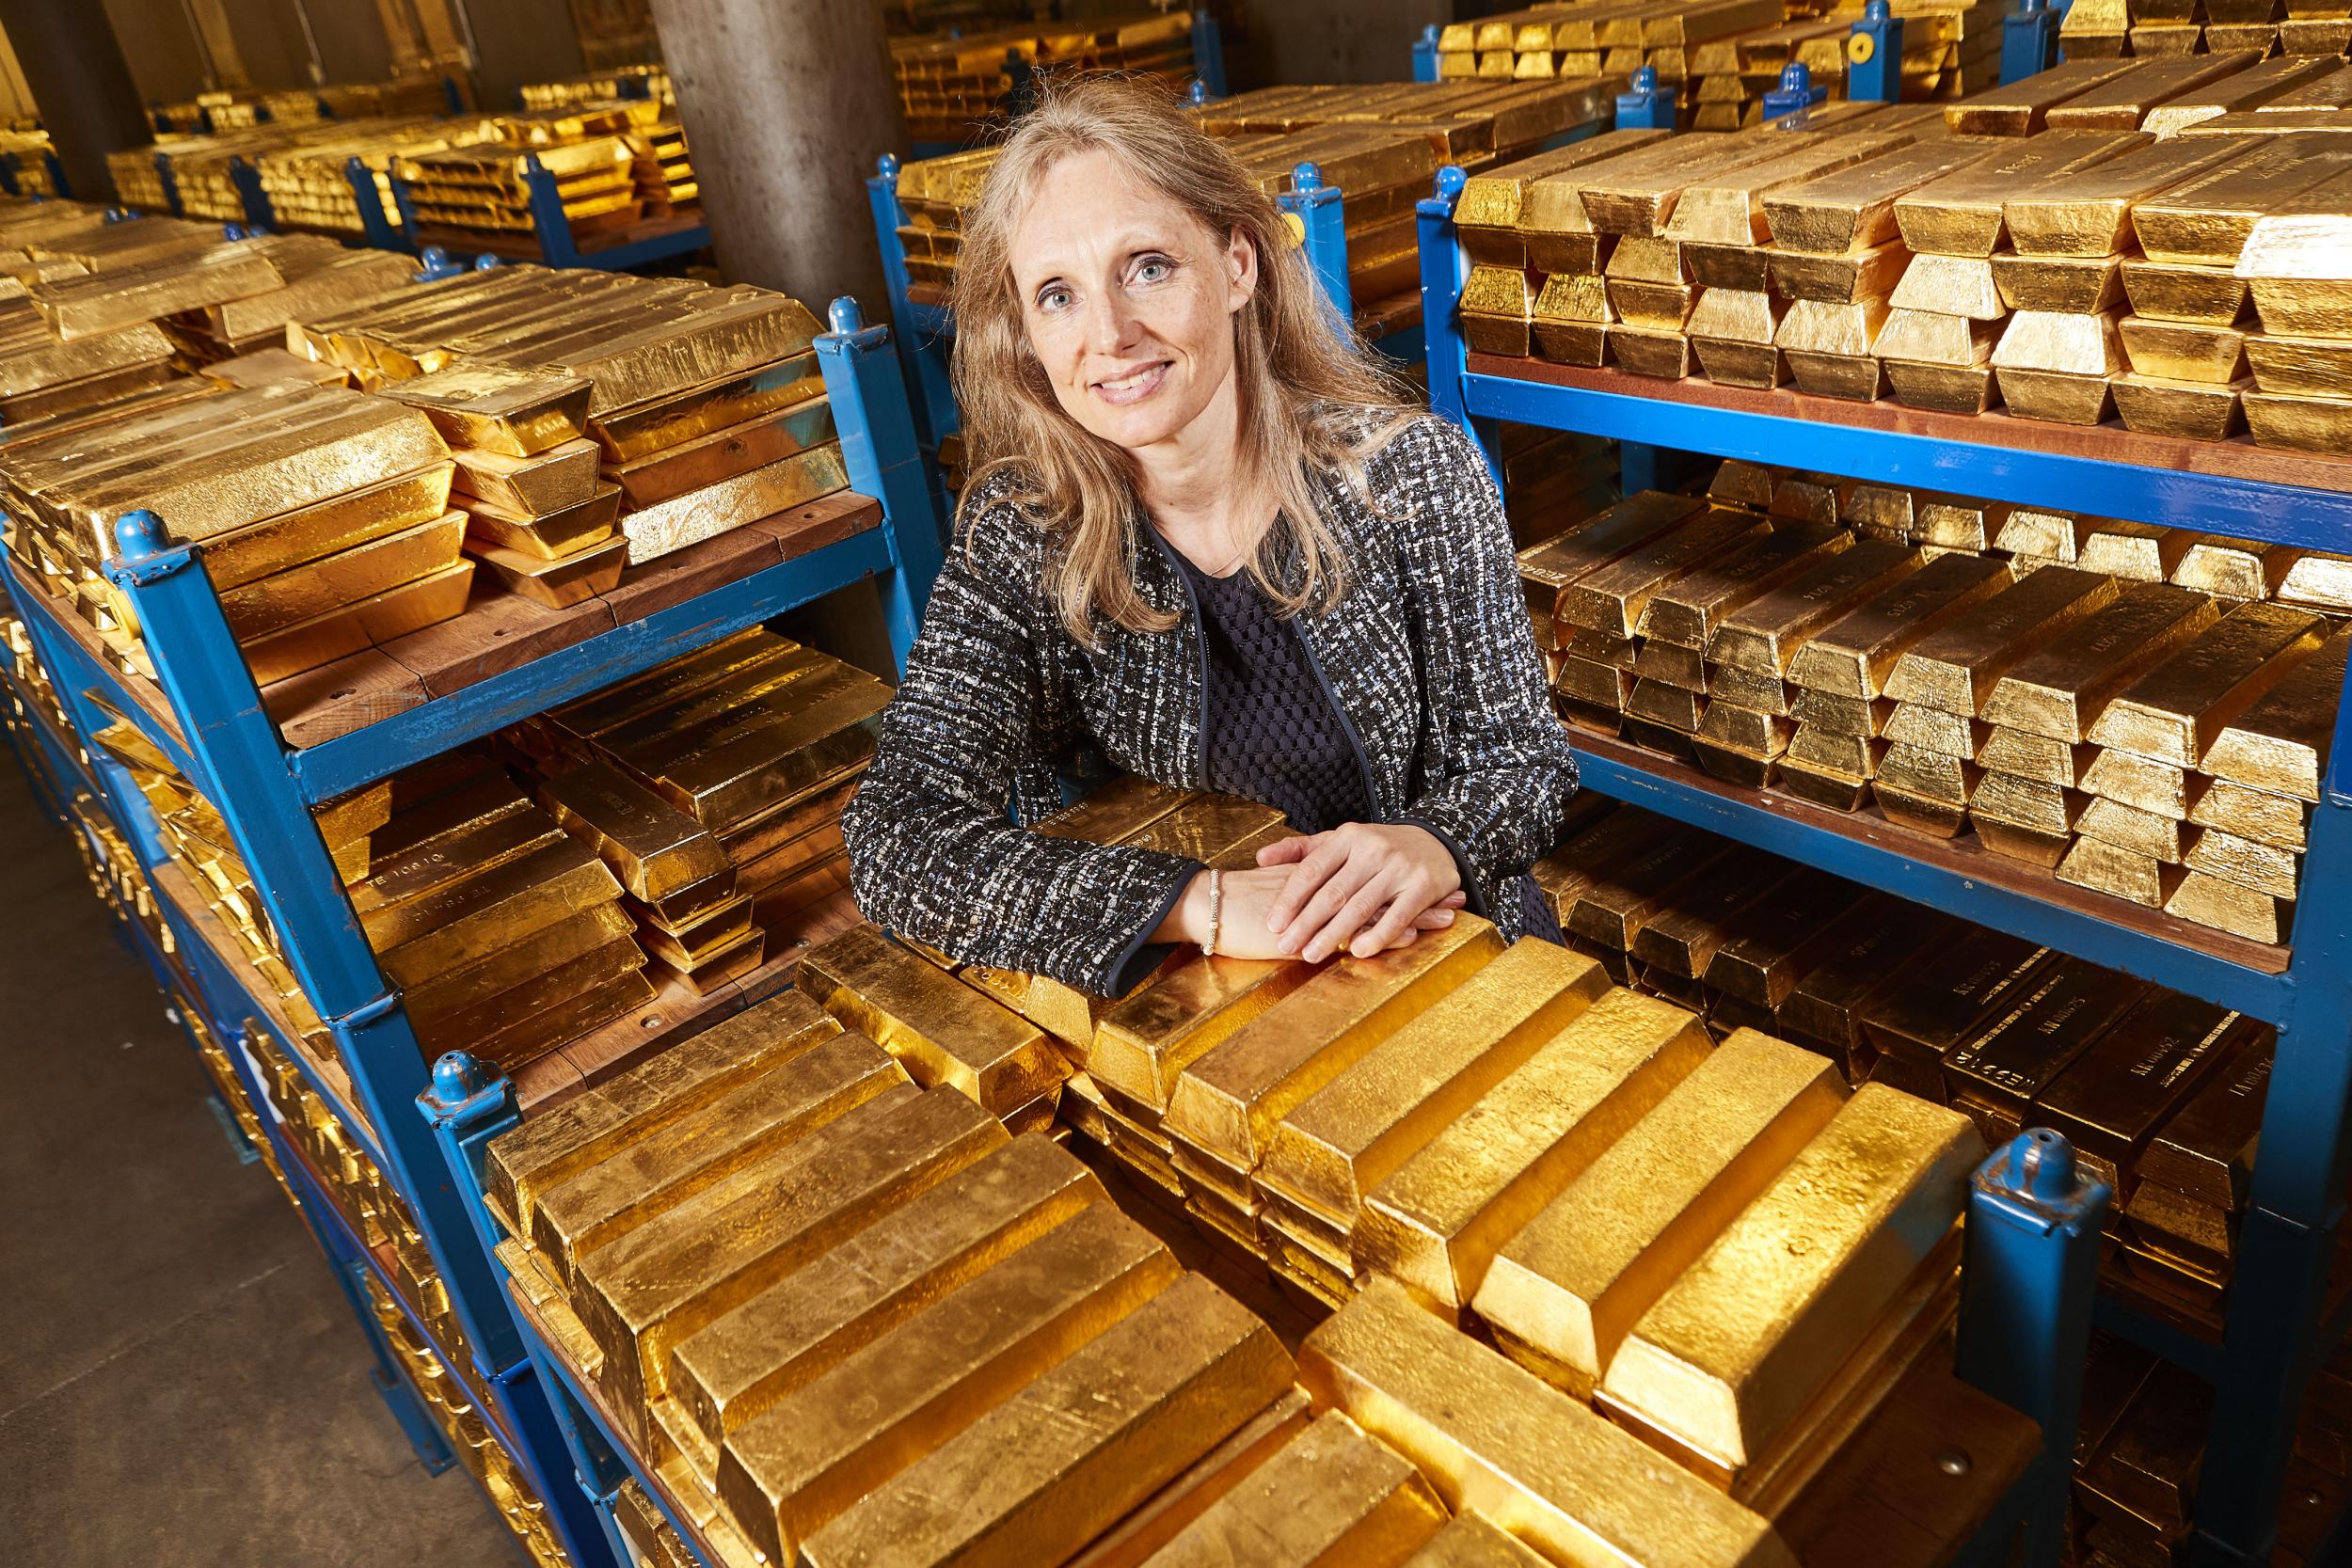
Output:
1615,66,1675,131
473,253,499,271
829,295,866,337
1434,164,1469,202
1292,161,1325,195
430,1051,494,1105
877,151,900,180
113,509,171,562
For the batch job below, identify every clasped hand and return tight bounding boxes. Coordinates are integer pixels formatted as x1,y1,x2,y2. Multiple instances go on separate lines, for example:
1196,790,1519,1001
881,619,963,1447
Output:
1165,821,1465,964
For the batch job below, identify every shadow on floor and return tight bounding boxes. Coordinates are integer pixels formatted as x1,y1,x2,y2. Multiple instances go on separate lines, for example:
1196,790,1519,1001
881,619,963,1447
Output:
0,755,520,1566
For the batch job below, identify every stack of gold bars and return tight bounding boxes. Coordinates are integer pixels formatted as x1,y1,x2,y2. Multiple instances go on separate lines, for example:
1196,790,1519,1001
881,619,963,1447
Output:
1518,458,2351,944
473,817,2018,1568
524,626,890,957
2060,0,2352,58
628,120,698,216
896,79,1619,332
353,752,651,1069
389,100,695,248
891,9,1200,143
1459,56,2352,455
0,373,471,686
379,358,624,607
519,65,675,112
247,119,502,239
1426,0,2007,107
294,264,846,567
0,130,58,198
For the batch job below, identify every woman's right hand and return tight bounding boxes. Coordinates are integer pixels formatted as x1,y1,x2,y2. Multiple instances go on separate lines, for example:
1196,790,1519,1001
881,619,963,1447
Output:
1156,867,1464,960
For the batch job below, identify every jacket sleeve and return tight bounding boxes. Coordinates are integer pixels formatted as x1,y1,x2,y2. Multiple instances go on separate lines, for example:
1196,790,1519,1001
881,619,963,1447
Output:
839,500,1200,997
1383,416,1580,916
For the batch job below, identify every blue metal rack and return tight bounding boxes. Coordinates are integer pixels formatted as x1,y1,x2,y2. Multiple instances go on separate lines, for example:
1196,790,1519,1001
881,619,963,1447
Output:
0,293,943,1568
412,1051,2107,1568
1417,164,2352,1568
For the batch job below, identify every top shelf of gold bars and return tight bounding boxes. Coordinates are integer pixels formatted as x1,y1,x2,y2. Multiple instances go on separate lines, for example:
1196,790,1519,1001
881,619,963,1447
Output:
0,212,874,756
1446,52,2352,463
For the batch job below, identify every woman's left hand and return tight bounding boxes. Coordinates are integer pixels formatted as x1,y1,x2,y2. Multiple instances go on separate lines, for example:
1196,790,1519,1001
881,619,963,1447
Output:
1257,822,1465,963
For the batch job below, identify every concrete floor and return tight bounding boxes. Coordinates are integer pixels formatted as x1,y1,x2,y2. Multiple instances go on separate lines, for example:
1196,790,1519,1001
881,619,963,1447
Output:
0,756,519,1566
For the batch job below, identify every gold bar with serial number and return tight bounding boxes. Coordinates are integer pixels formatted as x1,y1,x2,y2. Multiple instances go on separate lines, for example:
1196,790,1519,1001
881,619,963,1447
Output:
1357,988,1712,1318
1473,1029,1844,1398
2005,137,2244,258
2034,992,2258,1171
1642,522,1851,650
1598,1085,1980,1474
2140,1046,2271,1209
1886,567,2120,716
1301,1278,1796,1568
371,836,624,988
1982,583,2221,742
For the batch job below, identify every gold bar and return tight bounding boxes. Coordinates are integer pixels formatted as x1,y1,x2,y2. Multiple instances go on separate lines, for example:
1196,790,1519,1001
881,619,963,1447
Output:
1788,554,2011,700
2082,1365,2214,1536
1063,1390,1313,1568
1401,1516,1550,1568
529,1031,907,1282
1886,567,2119,716
2192,779,2312,851
198,464,457,592
405,902,637,1031
1645,522,1851,652
1358,988,1712,1317
2165,869,2292,942
1982,582,2221,742
2247,335,2352,401
799,923,1066,1118
2081,748,2196,820
449,435,601,516
1300,1278,1795,1568
2005,137,2244,258
620,441,849,564
482,991,842,1241
1163,919,1503,1171
1665,131,1926,246
1945,959,2151,1111
537,761,731,903
672,1136,1107,1448
1518,491,1707,615
1474,1030,1844,1398
2043,52,2271,132
2140,1044,2272,1209
1992,253,2126,314
372,837,624,988
465,961,654,1070
1769,242,1911,306
2119,318,2247,383
1711,537,1924,677
1765,138,2009,255
644,681,887,829
798,1272,1296,1568
1566,828,1731,953
1259,938,1610,1226
1091,955,1315,1115
351,801,564,920
1599,1085,1979,1473
1580,134,1804,239
2122,259,2248,325
2056,836,2180,908
1896,133,2149,256
2201,626,2349,801
382,362,592,456
1942,58,2143,135
1860,925,2052,1068
1556,505,1772,639
463,482,621,561
2132,137,2352,265
470,534,627,608
1139,1412,1446,1568
2089,602,2327,767
576,1085,1008,1440
1456,131,1671,264
717,1203,1181,1566
2035,992,2259,1168
2175,537,2299,600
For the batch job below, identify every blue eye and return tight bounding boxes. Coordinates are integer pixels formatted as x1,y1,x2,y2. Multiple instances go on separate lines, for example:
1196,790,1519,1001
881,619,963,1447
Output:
1038,286,1073,312
1136,257,1173,284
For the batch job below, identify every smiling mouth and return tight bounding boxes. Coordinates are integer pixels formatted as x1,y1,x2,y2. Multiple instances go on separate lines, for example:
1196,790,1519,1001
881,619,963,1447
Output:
1092,362,1170,404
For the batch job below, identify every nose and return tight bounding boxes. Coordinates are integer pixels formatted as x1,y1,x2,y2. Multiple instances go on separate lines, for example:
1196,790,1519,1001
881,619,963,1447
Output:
1081,284,1141,357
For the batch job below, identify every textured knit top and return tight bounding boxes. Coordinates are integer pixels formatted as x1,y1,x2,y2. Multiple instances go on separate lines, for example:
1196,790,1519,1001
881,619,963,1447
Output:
1174,550,1374,834
842,410,1581,998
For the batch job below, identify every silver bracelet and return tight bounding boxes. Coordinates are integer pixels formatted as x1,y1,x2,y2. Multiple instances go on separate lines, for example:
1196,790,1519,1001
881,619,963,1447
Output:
1204,869,1223,958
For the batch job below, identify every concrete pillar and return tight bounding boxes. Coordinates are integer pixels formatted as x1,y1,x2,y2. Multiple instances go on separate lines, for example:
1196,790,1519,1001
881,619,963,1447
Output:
0,0,153,201
643,0,903,311
303,0,396,85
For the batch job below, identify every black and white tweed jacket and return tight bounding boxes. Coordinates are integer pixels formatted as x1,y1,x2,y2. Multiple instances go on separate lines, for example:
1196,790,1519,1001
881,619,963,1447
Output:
840,411,1580,997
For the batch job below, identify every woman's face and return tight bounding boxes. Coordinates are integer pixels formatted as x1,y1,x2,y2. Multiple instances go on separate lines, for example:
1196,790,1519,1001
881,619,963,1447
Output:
1009,147,1257,455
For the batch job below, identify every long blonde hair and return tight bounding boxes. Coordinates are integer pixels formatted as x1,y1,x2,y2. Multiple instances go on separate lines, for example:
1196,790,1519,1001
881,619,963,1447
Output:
948,75,1411,645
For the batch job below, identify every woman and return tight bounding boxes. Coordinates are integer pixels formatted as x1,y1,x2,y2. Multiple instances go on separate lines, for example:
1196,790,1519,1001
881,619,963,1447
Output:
842,76,1577,999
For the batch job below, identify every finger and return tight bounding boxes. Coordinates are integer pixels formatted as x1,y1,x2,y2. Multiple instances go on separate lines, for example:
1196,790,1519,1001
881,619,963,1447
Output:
1349,886,1426,959
1280,856,1381,958
1438,890,1468,910
1305,872,1401,964
1410,904,1456,931
1267,838,1354,931
1254,834,1312,868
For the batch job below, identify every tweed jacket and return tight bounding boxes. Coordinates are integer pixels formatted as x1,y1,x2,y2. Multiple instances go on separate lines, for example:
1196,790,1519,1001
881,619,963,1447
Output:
839,410,1580,997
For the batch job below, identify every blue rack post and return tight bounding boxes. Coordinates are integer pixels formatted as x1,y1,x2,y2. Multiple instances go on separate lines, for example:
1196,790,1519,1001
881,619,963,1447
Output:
228,156,272,230
0,286,945,1568
2004,0,2065,86
1411,24,1442,82
1760,63,1828,125
1190,9,1228,98
1279,162,1354,329
342,156,415,253
1846,0,1906,103
1416,166,2352,1567
151,150,183,217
